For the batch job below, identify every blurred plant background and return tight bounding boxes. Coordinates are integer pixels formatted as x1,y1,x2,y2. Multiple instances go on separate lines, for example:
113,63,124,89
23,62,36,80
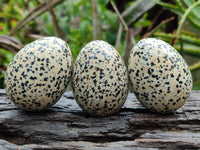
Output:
0,0,200,89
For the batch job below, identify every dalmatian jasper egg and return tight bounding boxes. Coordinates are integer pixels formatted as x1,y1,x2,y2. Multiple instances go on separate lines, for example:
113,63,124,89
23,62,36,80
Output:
72,40,129,117
4,37,73,111
128,38,193,113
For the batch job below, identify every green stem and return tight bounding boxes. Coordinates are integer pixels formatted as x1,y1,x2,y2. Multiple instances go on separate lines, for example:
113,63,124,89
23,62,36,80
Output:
91,0,102,40
110,0,128,31
177,1,200,36
189,60,200,72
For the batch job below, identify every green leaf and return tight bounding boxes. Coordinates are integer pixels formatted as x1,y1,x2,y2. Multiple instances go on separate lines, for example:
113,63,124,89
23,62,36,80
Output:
98,0,109,6
156,0,200,29
174,43,200,57
0,49,14,65
183,0,200,19
154,0,183,16
177,1,200,35
189,60,200,72
193,81,200,90
174,0,183,10
103,11,117,27
187,15,200,29
154,32,200,46
183,0,194,6
122,0,156,25
43,23,54,35
133,13,151,27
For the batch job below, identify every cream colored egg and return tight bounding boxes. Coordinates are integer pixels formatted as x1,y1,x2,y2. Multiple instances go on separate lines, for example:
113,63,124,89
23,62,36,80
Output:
128,38,193,113
72,40,129,116
4,37,73,111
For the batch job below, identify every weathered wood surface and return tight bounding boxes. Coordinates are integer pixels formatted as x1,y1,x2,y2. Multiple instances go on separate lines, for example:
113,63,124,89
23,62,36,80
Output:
0,89,200,150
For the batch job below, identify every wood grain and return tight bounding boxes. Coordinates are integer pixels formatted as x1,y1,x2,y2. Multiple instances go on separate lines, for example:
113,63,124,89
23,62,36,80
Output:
0,89,199,150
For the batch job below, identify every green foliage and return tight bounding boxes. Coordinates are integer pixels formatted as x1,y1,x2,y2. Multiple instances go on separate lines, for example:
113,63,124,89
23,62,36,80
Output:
0,49,14,88
193,81,200,90
0,0,119,88
0,49,14,66
155,0,200,29
176,1,200,36
133,13,151,28
0,0,41,44
37,0,118,60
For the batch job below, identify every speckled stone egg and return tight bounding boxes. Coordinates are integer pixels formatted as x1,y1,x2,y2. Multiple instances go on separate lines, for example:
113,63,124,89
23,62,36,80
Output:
128,38,193,113
72,40,129,117
4,37,73,111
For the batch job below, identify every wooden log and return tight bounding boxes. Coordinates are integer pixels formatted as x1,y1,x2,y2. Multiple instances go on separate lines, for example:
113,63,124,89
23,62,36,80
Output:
0,89,200,150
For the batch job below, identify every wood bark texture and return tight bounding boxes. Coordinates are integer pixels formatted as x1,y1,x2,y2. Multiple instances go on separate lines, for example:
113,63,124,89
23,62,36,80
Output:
0,89,200,150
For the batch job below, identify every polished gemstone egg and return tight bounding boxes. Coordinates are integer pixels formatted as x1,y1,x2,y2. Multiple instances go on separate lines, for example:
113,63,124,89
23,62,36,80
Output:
4,37,73,111
128,38,193,113
72,40,129,116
